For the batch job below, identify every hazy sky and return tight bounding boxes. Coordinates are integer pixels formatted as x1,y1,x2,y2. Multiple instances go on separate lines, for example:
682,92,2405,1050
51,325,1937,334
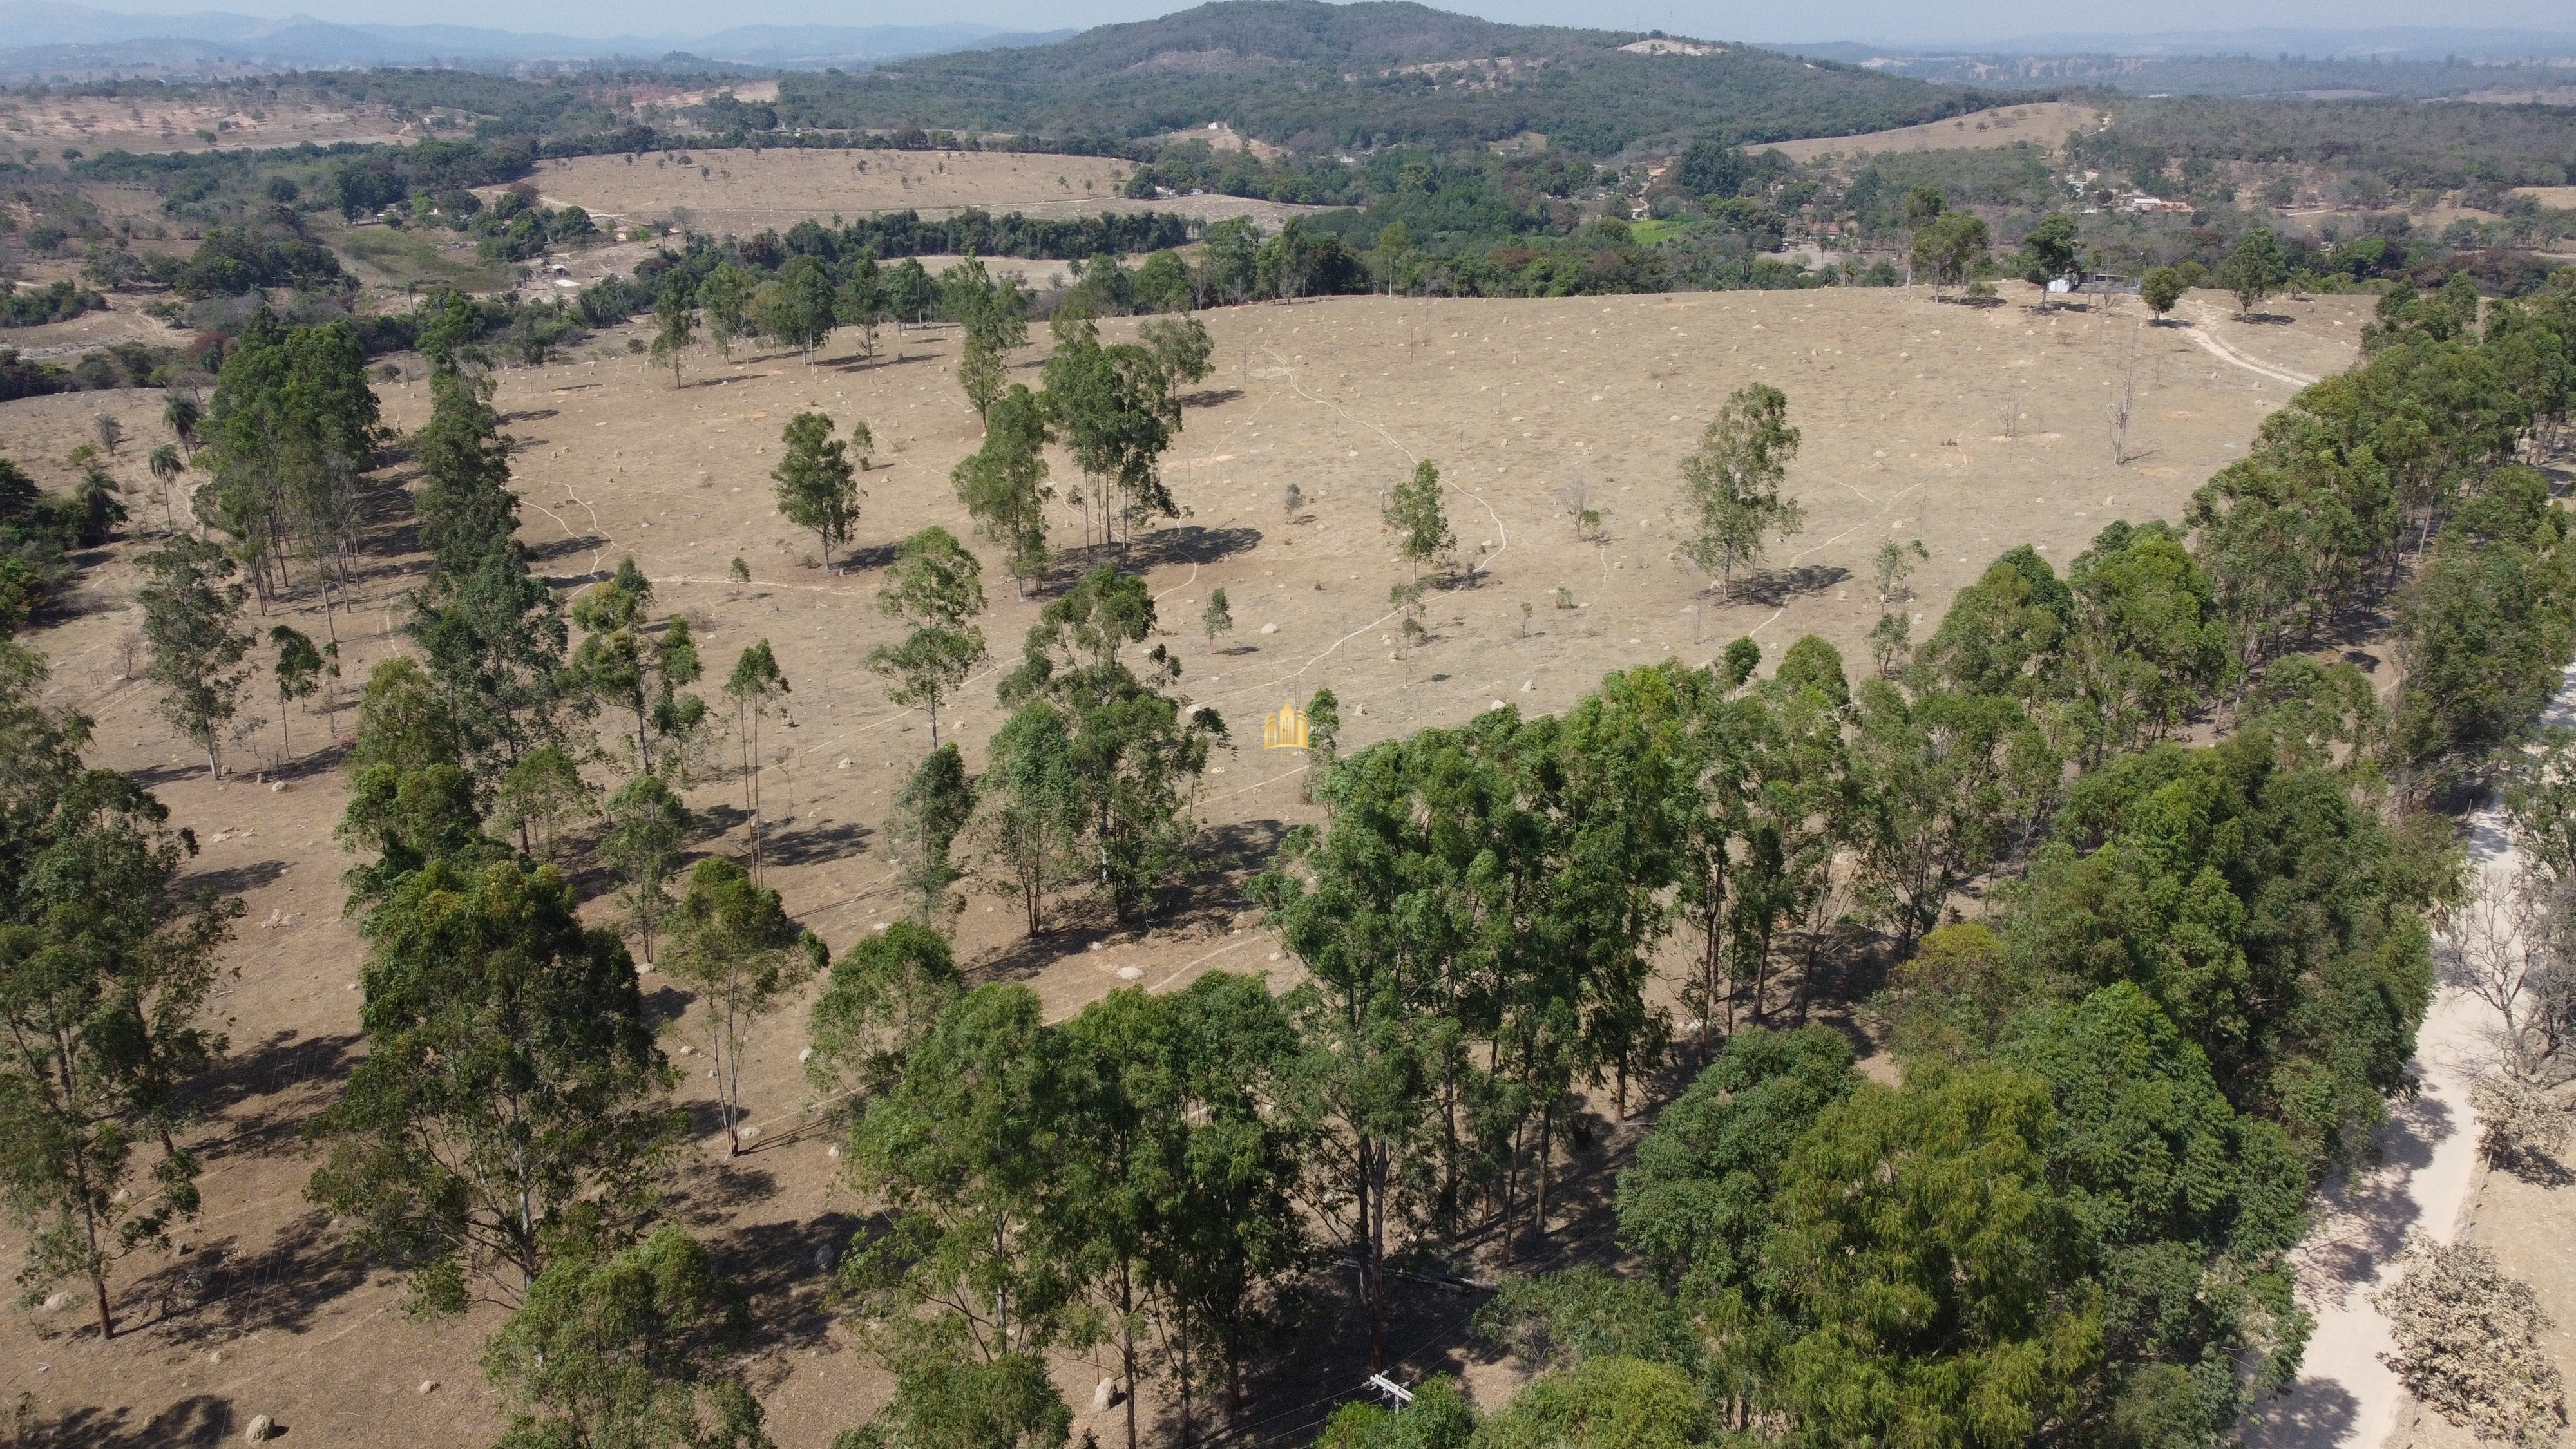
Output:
67,0,2576,44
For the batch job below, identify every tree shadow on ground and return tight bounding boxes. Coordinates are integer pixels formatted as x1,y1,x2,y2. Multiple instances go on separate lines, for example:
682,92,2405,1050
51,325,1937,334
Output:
2296,1089,2452,1302
190,1030,358,1160
527,533,611,567
1124,525,1263,573
1733,564,1851,608
763,819,871,869
1159,819,1289,934
838,540,901,573
711,1211,854,1350
135,1208,371,1345
25,1397,237,1448
178,858,291,899
2240,1378,2360,1449
1178,387,1245,409
669,1155,782,1227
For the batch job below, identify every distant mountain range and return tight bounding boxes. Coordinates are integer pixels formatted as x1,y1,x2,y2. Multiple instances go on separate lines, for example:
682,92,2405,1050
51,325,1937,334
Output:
1778,27,2576,101
0,3,1075,77
1793,26,2576,62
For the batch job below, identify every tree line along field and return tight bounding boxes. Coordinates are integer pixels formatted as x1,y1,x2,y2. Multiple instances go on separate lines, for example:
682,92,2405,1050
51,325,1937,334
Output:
0,279,2380,1446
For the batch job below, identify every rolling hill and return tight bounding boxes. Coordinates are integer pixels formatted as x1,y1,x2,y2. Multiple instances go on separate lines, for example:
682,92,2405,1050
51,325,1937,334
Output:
772,0,2038,157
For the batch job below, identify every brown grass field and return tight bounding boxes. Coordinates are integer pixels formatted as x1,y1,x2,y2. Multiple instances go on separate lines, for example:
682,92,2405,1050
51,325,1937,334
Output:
1755,100,2105,163
501,147,1333,239
0,279,2389,1445
0,94,413,155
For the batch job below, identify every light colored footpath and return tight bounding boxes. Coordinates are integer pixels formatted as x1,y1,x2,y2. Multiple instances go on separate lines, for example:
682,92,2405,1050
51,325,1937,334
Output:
2241,666,2576,1448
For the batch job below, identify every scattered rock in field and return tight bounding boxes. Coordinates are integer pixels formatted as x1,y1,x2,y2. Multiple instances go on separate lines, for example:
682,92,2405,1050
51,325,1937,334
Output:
827,1144,841,1159
1490,701,1505,711
41,1290,75,1312
245,1415,276,1442
676,1045,693,1056
207,1350,220,1364
798,1046,814,1063
1521,681,1534,692
418,1381,438,1395
1259,623,1278,634
734,1125,759,1146
1094,1379,1118,1411
1116,966,1143,982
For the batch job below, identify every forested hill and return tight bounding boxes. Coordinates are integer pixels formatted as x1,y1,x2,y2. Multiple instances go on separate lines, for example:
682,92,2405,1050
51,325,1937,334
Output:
773,0,2041,156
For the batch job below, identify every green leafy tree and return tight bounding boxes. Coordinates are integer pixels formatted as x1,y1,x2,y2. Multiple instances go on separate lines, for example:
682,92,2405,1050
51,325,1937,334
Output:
1480,1357,1701,1449
0,752,239,1340
144,443,185,531
305,858,678,1313
765,254,839,363
840,983,1072,1359
601,772,691,967
1139,316,1215,392
868,527,988,748
839,251,888,360
160,388,200,459
807,918,961,1104
1757,1066,2101,1448
137,535,254,778
494,744,594,861
1911,211,1990,299
998,565,1221,923
483,1226,774,1449
698,263,758,361
772,412,863,572
1873,537,1927,604
1042,322,1182,560
570,560,704,775
664,858,821,1157
1680,384,1804,600
974,702,1085,935
953,384,1054,595
2141,265,2186,321
943,256,1031,417
269,623,322,760
1201,587,1232,647
832,1347,1069,1449
723,642,789,881
1051,976,1307,1447
2064,520,2235,762
2218,226,2289,319
893,744,975,923
649,275,698,388
1384,460,1455,579
2020,212,2080,305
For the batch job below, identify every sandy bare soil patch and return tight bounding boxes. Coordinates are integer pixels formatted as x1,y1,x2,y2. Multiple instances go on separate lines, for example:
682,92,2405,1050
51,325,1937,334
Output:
1757,100,2104,163
504,147,1324,239
0,95,412,155
0,294,189,359
0,279,2365,1447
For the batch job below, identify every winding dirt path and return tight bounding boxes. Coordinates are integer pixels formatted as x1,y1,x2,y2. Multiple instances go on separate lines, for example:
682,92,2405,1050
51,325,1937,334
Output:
2242,668,2575,1447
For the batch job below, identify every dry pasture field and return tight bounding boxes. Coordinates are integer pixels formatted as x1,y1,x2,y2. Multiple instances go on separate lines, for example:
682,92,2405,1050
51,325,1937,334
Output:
0,281,2369,1446
1755,100,2104,164
503,147,1330,239
0,96,412,155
